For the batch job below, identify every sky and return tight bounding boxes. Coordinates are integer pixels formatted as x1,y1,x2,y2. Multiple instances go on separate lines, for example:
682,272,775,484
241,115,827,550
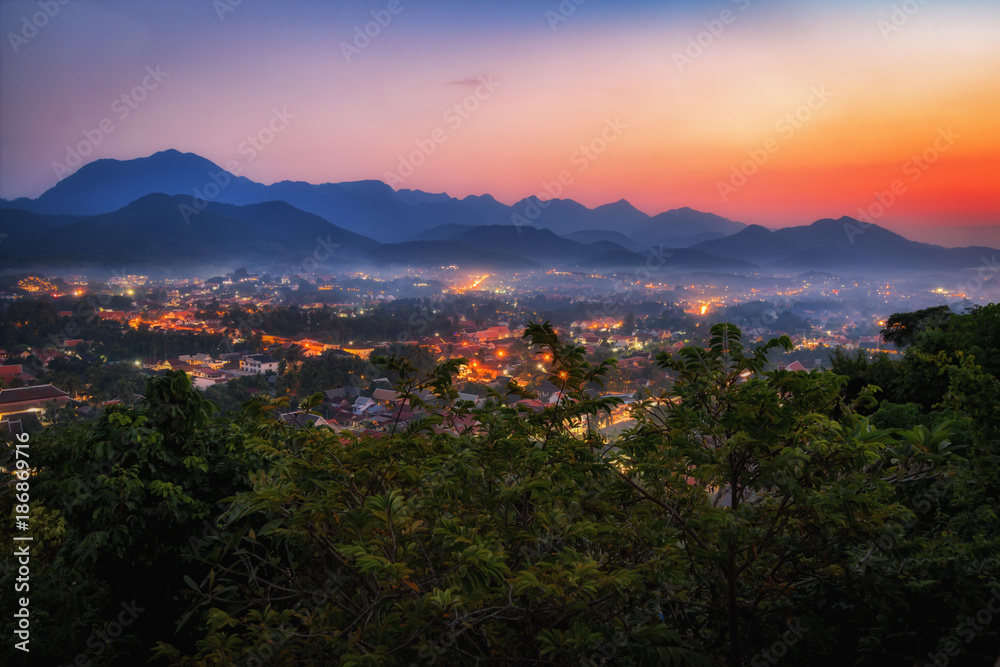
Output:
1,0,998,242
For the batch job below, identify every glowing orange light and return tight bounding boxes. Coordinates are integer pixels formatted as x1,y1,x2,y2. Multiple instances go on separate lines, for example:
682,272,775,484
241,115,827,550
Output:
700,305,708,315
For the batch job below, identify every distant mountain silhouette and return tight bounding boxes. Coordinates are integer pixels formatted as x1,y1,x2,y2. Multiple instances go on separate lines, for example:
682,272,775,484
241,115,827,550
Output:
2,150,265,216
632,207,747,248
506,196,663,237
413,224,618,264
409,223,478,242
0,195,533,274
692,217,998,270
3,150,992,276
563,229,645,252
407,223,755,270
0,209,83,244
0,150,742,240
0,195,756,275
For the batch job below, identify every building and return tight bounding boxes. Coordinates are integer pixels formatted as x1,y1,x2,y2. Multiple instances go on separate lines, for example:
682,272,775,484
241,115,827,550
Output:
0,384,71,415
0,411,44,438
240,354,279,374
471,326,511,343
0,365,35,385
352,396,378,415
372,388,401,405
278,411,340,430
179,353,216,366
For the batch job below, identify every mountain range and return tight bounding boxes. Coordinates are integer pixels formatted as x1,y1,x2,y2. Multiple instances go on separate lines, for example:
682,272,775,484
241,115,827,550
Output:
692,220,998,271
0,150,745,244
0,149,995,275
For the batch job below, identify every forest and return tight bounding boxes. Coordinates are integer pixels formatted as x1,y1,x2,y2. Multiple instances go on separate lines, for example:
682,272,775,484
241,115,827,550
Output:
2,306,999,666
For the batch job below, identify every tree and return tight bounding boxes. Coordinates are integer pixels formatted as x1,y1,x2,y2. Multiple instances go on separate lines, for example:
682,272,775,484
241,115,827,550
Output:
153,325,714,665
1,371,257,665
620,324,956,665
4,319,998,666
881,305,952,348
829,348,904,408
621,310,636,334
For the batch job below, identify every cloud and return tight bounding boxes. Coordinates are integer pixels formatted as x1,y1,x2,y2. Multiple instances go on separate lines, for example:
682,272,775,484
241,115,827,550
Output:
450,78,489,88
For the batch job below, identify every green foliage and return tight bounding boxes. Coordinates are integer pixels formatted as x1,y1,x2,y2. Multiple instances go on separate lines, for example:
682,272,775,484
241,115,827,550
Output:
624,325,908,663
203,372,273,413
1,371,257,665
3,312,998,666
881,305,953,348
276,350,376,396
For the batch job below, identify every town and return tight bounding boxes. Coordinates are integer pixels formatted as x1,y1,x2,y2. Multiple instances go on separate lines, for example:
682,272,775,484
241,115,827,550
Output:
1,264,981,440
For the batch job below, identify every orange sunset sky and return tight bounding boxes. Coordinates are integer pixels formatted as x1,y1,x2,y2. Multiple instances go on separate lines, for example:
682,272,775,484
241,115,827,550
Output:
2,0,998,243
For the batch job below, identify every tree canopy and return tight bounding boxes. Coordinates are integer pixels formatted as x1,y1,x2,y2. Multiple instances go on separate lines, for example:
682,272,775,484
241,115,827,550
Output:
2,316,999,666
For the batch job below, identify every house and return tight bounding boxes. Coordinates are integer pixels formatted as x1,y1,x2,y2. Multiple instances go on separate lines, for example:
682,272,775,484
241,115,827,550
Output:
0,411,44,438
324,387,362,401
489,376,514,390
619,353,650,367
456,392,485,407
324,397,355,416
458,343,481,355
513,398,546,413
162,310,195,322
431,413,480,436
858,336,882,351
0,384,71,415
325,408,365,428
163,359,198,374
368,409,418,433
193,367,228,380
179,353,215,366
352,396,378,415
240,354,279,374
372,388,401,404
278,411,338,431
609,334,638,349
293,338,336,357
0,365,34,385
37,349,63,367
580,317,618,331
472,326,511,343
191,368,230,390
192,376,229,391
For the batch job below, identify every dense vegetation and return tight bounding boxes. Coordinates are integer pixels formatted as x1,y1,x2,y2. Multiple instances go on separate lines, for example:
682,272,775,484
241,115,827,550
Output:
2,310,999,665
